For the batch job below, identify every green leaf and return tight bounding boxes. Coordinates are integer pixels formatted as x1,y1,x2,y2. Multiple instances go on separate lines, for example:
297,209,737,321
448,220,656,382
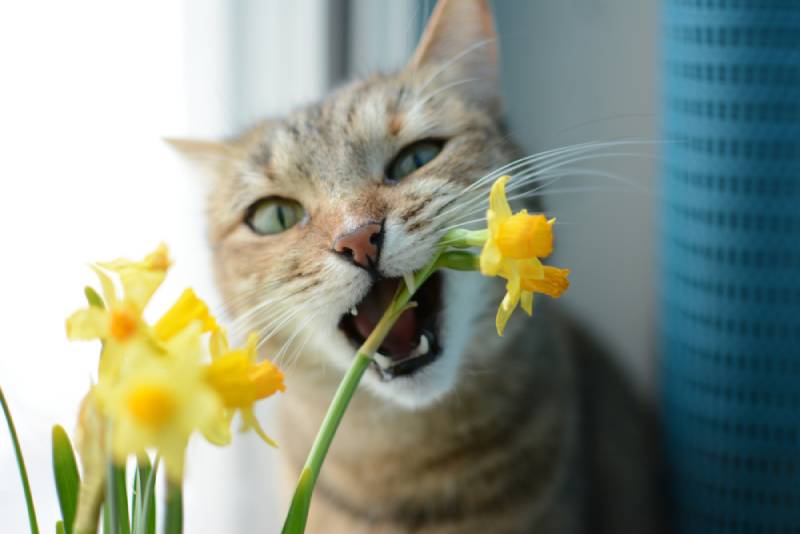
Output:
1,386,40,534
56,521,65,534
102,499,110,534
163,482,183,534
114,465,130,534
131,457,155,534
52,426,81,534
84,286,105,309
105,462,130,534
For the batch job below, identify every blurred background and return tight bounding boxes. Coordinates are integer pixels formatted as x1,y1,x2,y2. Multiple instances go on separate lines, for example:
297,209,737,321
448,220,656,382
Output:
0,1,658,532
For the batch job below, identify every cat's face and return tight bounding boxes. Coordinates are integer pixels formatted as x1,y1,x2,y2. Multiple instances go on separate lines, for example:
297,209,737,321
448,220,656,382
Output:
182,0,515,408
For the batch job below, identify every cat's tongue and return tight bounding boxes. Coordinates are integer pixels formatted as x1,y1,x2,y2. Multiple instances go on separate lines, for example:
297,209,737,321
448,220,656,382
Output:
353,279,418,359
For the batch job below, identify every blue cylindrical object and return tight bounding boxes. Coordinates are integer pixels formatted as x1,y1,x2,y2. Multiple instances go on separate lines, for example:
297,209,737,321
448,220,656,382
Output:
662,1,800,532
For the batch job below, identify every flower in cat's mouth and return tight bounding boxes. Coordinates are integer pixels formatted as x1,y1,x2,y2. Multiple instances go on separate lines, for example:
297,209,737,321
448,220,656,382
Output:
337,273,443,381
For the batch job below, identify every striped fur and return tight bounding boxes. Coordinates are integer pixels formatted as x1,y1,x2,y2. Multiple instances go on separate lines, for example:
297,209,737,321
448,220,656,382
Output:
176,1,666,531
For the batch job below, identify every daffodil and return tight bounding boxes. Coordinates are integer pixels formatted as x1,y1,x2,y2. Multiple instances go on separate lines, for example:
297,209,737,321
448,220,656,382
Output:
478,176,570,335
97,243,171,311
495,264,570,335
205,329,285,446
154,288,218,341
480,175,554,276
93,324,227,483
66,245,171,378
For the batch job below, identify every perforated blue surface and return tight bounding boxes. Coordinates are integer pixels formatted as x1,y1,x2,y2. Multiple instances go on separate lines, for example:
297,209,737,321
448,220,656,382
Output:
662,1,800,532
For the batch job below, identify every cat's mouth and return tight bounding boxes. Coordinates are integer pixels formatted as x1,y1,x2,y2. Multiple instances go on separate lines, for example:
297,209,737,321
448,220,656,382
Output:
338,273,443,381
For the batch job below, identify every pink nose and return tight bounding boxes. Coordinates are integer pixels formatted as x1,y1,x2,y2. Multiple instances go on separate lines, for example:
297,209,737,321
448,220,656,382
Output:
333,222,383,269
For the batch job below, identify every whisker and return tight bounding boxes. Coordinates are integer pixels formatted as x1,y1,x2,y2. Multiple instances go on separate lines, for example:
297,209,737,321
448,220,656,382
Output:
437,151,656,224
276,311,323,371
257,314,303,352
459,138,659,196
272,311,319,366
433,140,659,222
443,165,651,227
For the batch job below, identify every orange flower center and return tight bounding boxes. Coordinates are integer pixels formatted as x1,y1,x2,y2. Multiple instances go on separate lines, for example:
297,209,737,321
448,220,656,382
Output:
250,361,286,400
205,354,285,408
126,384,175,428
109,307,138,341
496,213,553,259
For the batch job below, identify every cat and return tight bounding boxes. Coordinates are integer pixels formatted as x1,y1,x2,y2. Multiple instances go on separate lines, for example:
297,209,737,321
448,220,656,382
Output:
171,0,665,532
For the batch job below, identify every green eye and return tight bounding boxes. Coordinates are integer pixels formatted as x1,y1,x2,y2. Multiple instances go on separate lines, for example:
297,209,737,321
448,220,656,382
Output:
246,198,305,235
386,140,443,182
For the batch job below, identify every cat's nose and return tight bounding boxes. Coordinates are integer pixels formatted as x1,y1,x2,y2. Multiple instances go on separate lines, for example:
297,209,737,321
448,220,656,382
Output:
333,221,383,270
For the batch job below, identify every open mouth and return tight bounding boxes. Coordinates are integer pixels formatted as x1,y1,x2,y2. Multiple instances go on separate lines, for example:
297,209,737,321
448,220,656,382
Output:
338,273,443,381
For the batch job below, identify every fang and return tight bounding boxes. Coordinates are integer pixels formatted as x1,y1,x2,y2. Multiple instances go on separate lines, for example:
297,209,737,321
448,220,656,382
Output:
417,334,430,356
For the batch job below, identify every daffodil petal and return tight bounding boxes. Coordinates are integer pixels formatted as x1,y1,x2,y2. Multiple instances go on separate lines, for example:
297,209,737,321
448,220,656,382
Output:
90,265,118,307
517,257,545,281
202,412,233,446
505,264,522,300
522,266,571,297
520,291,534,315
160,436,189,484
66,307,109,340
489,175,512,220
496,294,515,336
97,244,171,312
209,328,230,361
240,408,278,447
245,332,259,359
119,270,166,313
154,288,218,341
479,240,503,276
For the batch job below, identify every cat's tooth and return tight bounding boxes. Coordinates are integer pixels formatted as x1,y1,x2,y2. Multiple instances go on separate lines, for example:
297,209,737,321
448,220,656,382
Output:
349,306,358,316
417,334,430,356
403,272,415,294
374,351,392,369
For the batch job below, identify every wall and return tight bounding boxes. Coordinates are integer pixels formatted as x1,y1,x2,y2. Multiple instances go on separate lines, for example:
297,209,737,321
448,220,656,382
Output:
495,0,659,393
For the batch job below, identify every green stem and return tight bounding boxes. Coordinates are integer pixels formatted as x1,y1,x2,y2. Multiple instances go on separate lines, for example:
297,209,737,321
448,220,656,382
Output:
1,386,40,534
281,253,442,533
105,462,119,534
134,456,158,534
163,482,182,534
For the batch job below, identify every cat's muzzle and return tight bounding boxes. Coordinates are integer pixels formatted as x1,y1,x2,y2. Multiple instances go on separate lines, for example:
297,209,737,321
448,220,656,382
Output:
337,272,443,381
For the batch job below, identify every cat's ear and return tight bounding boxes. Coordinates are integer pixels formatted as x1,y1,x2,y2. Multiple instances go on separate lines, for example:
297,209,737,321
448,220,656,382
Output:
409,0,499,110
164,138,231,185
164,138,230,164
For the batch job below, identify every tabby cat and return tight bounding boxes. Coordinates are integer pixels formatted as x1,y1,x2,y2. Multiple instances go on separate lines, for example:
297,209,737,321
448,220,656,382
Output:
172,1,664,532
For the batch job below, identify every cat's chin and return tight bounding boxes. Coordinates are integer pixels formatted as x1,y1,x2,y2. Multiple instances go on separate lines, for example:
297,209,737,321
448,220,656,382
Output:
357,350,462,410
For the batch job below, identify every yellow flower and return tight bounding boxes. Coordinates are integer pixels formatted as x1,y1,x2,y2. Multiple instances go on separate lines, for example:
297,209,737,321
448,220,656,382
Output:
66,246,169,378
495,265,571,336
205,329,285,447
154,288,218,341
97,243,171,312
480,175,555,278
478,176,570,336
93,324,227,483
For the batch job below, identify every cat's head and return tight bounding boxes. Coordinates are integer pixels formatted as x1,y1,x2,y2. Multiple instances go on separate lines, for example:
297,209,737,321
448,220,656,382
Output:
173,0,521,409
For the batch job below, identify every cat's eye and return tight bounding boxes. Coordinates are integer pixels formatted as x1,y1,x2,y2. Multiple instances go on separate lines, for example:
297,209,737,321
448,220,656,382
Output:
386,140,443,182
246,197,305,235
